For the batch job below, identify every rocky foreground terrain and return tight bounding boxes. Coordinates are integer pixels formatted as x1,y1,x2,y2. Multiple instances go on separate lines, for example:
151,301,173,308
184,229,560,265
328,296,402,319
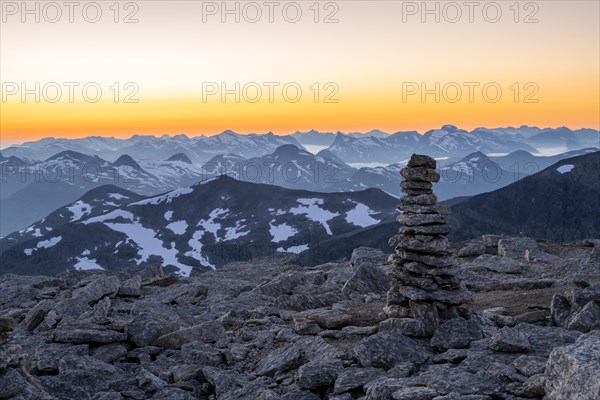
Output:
0,235,599,400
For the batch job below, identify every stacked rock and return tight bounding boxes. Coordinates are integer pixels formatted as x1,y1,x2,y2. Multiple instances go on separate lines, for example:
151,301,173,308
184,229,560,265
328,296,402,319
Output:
385,154,471,337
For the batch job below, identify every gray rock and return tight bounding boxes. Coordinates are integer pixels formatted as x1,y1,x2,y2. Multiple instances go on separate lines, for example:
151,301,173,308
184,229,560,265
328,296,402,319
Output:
401,179,433,191
545,334,600,399
54,318,127,344
400,167,440,182
281,389,321,400
457,242,486,257
419,364,502,396
58,354,123,377
550,294,571,328
0,316,15,332
399,286,472,306
400,193,438,206
353,332,431,369
497,237,538,260
408,155,437,169
393,387,439,400
91,343,128,363
513,310,547,325
432,395,491,400
23,299,54,331
568,301,600,332
202,366,248,398
181,341,222,366
474,254,523,274
365,377,418,400
294,319,322,335
522,374,546,397
490,327,531,353
92,392,124,400
295,308,353,329
0,368,29,398
333,367,386,394
481,234,506,247
583,286,600,301
254,343,302,376
397,213,448,227
399,204,449,215
298,360,343,389
430,318,483,352
72,276,120,305
399,224,452,236
350,247,388,268
525,248,559,263
395,237,450,255
137,367,167,392
432,349,469,364
127,312,178,347
342,262,389,295
36,343,89,372
403,261,455,276
511,355,546,377
52,297,93,319
154,320,225,349
380,318,431,338
118,275,142,297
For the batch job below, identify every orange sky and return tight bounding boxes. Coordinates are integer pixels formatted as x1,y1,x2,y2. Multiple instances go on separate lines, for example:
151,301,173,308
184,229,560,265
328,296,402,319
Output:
1,1,599,143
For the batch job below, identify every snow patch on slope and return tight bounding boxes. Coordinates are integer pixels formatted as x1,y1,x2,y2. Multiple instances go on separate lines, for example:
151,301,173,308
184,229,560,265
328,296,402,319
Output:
269,222,298,242
290,198,338,235
556,164,574,174
68,201,92,221
346,202,379,228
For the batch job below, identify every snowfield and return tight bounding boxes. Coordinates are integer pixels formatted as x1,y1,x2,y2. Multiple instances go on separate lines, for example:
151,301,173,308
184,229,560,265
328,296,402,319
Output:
290,198,339,235
346,202,379,228
556,164,574,174
269,222,298,242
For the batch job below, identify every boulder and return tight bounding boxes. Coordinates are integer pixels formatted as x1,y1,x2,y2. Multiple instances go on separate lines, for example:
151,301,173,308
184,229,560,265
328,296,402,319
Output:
473,254,523,274
180,341,222,366
430,318,483,352
457,242,486,257
490,327,531,353
127,312,178,347
544,334,600,399
497,237,538,260
567,301,600,332
297,360,343,390
54,319,127,344
334,367,386,394
154,320,225,349
118,275,142,297
255,344,302,376
353,332,431,369
23,299,54,331
72,276,120,305
393,387,439,400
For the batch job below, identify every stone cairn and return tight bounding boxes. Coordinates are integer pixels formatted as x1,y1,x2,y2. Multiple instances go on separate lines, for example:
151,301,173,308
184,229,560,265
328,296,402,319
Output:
385,154,471,337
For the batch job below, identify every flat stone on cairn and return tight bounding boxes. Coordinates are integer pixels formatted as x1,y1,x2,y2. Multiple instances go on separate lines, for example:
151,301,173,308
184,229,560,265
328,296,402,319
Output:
384,154,472,336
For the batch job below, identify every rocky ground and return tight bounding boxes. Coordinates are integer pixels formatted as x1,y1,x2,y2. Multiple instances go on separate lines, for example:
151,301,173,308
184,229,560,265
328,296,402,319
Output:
0,236,599,400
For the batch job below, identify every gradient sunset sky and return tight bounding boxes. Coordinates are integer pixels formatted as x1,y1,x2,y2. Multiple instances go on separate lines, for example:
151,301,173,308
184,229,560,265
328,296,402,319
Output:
1,0,599,144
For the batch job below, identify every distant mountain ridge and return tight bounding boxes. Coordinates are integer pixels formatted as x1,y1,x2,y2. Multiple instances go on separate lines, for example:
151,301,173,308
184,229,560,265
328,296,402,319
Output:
2,146,596,235
449,151,600,241
1,131,305,164
3,125,597,165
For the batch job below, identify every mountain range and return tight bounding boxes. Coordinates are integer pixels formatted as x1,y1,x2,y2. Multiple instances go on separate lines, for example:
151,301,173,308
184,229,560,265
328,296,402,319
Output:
448,151,600,242
3,125,597,165
2,150,598,276
0,176,398,276
2,143,597,236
